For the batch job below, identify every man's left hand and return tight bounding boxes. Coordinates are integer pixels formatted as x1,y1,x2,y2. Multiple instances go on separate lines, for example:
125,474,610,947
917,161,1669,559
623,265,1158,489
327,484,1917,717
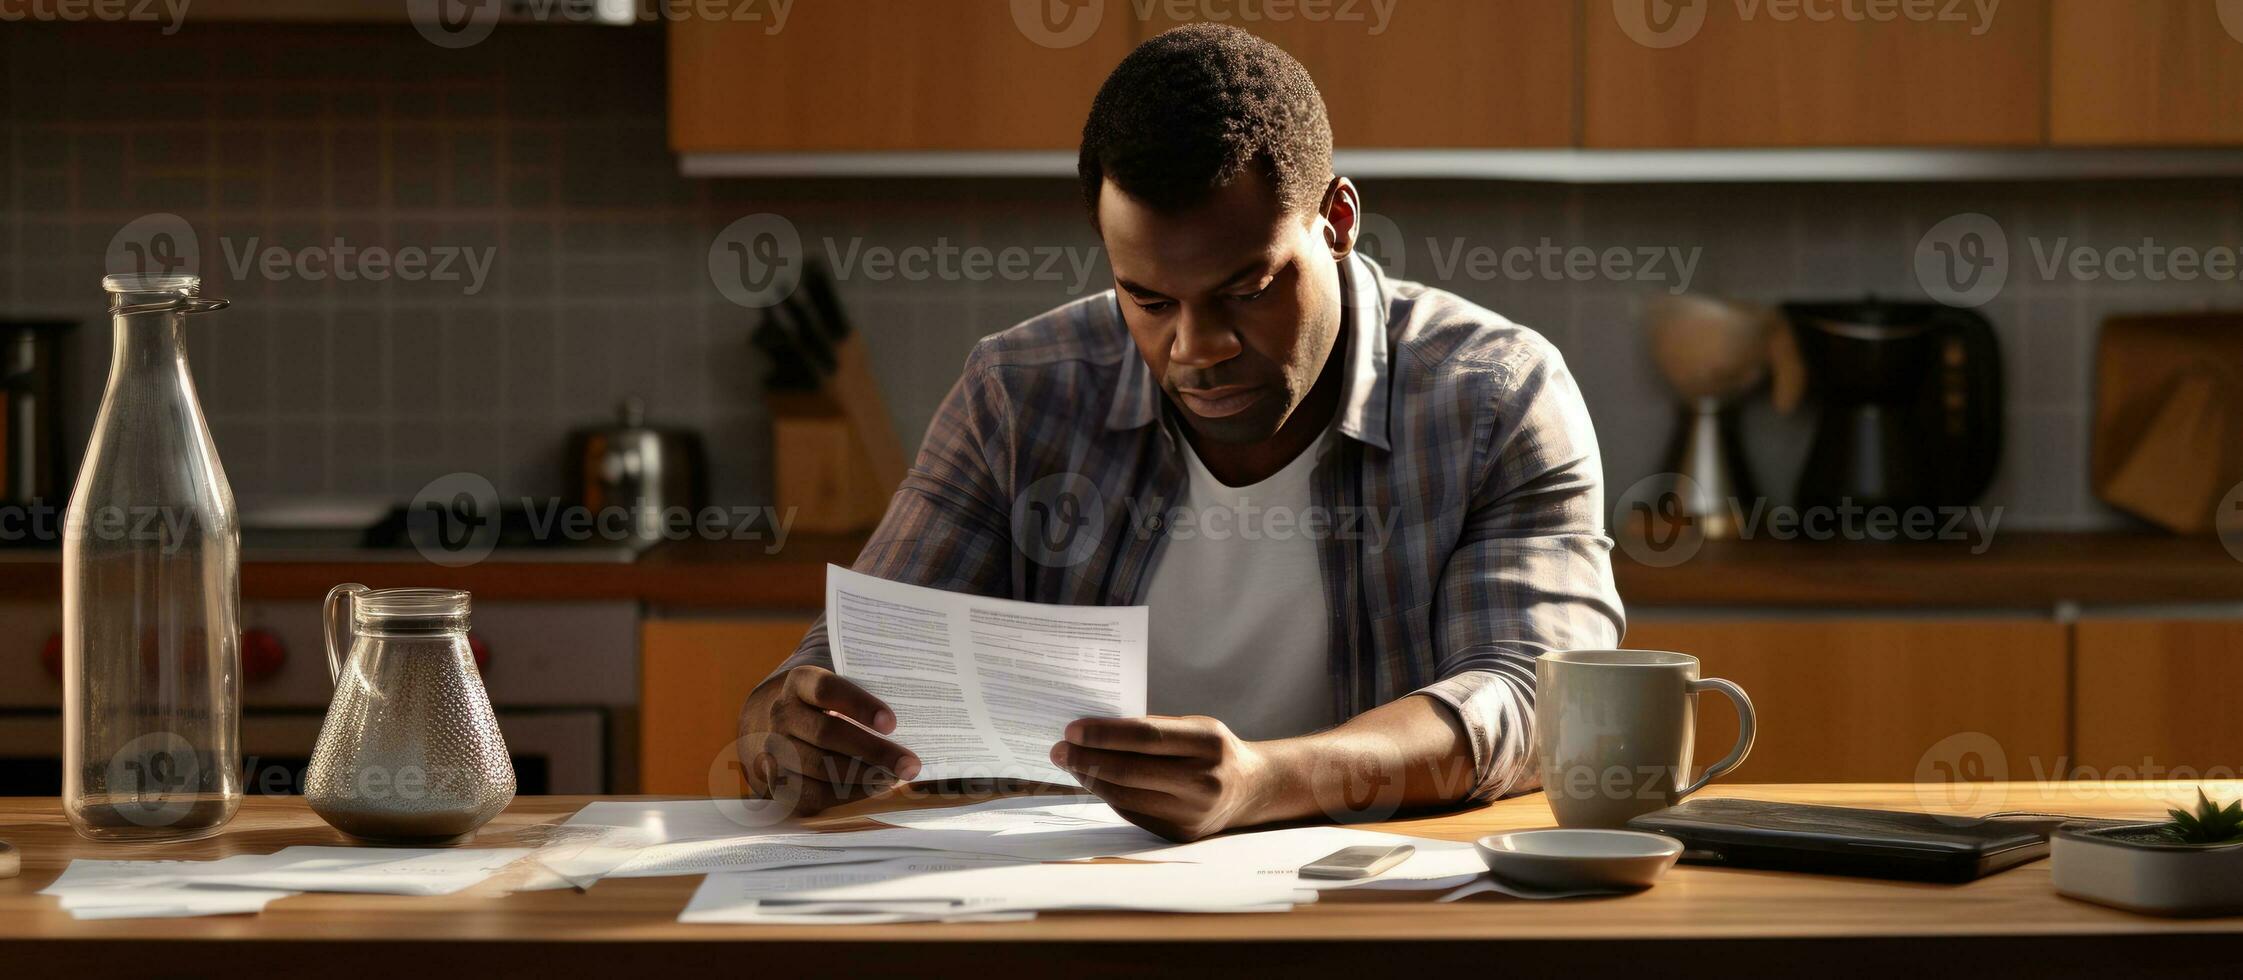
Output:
1050,715,1273,842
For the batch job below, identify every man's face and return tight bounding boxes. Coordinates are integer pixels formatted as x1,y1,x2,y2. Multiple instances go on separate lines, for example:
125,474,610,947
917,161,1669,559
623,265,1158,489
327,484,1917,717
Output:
1098,171,1357,445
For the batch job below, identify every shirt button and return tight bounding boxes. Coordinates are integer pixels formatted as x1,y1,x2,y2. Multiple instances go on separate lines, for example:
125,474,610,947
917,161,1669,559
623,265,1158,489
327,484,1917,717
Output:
1143,514,1164,534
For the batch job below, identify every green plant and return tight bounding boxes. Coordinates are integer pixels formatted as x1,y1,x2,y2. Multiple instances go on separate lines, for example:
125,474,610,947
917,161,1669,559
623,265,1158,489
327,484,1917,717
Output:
2161,788,2243,845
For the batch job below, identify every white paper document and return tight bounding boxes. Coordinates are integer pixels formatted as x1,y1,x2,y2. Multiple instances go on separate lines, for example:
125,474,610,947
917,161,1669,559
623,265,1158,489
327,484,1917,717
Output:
43,857,299,920
564,798,806,843
682,857,1312,923
194,846,535,896
41,845,535,918
865,794,1128,833
679,853,1037,924
825,565,1148,786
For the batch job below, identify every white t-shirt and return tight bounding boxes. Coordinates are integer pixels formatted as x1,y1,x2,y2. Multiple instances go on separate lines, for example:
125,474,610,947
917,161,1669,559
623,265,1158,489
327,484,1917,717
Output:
1141,425,1336,741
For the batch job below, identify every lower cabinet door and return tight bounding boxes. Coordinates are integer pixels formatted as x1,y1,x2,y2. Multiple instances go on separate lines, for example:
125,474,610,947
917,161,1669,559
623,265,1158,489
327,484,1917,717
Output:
640,618,814,796
2075,619,2243,779
1622,618,2068,784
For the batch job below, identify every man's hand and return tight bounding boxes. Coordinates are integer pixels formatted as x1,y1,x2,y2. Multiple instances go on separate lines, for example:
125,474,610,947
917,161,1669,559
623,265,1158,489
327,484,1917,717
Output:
737,666,921,815
1049,715,1273,842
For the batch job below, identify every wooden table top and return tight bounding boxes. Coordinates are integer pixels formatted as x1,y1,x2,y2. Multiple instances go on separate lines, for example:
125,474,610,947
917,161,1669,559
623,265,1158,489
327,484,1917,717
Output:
6,783,2242,978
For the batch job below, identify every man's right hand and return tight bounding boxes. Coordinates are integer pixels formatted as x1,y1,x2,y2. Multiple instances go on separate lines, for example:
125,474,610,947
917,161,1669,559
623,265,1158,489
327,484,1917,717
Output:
736,666,921,815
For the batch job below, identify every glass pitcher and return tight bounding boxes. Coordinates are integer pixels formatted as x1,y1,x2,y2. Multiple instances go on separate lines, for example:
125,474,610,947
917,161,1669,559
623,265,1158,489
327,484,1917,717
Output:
306,585,514,844
63,274,239,842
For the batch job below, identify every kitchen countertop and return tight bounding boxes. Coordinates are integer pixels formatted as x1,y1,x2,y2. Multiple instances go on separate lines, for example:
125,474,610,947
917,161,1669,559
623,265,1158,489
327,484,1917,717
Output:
0,531,2235,611
1,784,2235,978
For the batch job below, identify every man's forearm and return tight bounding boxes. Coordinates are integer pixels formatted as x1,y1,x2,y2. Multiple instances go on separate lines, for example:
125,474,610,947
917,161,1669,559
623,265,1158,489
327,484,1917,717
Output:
1242,693,1483,827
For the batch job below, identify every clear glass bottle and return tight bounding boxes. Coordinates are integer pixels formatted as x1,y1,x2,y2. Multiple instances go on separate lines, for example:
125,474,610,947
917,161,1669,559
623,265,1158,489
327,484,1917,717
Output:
63,274,241,842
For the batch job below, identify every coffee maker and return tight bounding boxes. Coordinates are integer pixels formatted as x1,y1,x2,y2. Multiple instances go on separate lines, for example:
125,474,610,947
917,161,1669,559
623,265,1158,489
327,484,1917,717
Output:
1782,299,2002,512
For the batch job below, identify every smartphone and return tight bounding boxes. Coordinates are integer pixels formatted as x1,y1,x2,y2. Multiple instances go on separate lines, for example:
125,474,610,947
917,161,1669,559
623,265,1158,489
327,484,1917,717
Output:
1298,844,1415,880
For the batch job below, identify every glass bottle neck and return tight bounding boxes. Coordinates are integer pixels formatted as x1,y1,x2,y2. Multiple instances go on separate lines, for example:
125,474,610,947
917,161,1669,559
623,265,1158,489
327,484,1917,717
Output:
107,308,190,382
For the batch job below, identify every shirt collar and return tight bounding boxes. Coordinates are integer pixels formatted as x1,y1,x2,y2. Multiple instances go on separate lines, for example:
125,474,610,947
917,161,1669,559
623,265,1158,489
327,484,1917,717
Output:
1104,252,1393,452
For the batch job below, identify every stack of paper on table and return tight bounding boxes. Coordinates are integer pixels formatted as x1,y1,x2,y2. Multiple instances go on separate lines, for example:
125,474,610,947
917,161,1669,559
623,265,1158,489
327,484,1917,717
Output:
40,846,535,920
568,796,1480,924
681,855,1316,924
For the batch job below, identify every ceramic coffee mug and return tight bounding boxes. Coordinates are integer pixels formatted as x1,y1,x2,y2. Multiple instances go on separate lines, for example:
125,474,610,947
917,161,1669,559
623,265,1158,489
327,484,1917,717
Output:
1535,650,1756,829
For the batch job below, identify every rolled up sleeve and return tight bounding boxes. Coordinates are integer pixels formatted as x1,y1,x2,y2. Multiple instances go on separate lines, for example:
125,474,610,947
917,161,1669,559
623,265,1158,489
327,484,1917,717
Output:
1417,340,1625,803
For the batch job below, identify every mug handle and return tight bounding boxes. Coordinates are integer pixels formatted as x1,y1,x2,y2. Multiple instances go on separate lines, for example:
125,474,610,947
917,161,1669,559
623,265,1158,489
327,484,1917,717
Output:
1681,677,1756,796
321,583,369,687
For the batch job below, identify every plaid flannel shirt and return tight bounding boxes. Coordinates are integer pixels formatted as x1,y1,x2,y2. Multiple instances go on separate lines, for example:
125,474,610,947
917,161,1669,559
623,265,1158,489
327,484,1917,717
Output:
771,254,1625,802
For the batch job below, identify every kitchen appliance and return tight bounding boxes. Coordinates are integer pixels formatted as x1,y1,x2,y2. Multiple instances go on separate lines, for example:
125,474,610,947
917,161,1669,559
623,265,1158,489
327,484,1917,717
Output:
0,320,70,547
1641,296,1804,538
569,396,707,549
1783,298,2002,513
65,275,240,843
0,596,627,797
2089,312,2243,533
307,585,514,844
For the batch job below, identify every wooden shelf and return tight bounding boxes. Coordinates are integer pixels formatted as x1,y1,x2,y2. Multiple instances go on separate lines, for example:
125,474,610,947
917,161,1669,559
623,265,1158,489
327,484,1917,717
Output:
1,532,2233,612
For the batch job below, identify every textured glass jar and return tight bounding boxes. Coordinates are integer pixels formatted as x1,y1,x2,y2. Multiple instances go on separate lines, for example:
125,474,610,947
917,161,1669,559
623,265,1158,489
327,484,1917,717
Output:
63,274,240,842
307,585,515,844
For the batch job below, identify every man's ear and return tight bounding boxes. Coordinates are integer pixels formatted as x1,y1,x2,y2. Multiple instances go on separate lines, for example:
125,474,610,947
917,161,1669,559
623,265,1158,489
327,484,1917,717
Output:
1317,177,1361,261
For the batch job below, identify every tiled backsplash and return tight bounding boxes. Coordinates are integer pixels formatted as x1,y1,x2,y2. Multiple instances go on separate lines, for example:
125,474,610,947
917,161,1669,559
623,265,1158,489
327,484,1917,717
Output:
6,24,2240,530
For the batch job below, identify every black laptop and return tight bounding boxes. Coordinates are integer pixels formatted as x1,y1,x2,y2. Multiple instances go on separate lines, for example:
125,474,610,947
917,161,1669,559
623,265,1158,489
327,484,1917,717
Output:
1625,798,2092,883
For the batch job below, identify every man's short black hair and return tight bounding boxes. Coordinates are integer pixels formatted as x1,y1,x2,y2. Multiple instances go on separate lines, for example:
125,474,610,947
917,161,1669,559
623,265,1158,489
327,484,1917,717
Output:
1077,23,1333,221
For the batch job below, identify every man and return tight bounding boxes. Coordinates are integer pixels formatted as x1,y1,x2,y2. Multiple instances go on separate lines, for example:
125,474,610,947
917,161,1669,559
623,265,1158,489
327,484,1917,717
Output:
737,24,1623,841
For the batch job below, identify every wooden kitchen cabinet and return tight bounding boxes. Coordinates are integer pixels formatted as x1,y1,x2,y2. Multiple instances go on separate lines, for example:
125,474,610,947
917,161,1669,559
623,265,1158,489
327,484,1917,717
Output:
2075,620,2243,777
1582,0,2050,147
1138,0,1576,147
1623,619,2068,783
669,0,1134,151
2050,0,2243,145
639,617,813,794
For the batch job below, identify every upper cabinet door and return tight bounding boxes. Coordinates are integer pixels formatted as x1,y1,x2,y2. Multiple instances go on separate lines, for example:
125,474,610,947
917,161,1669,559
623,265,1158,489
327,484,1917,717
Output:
1583,0,2050,147
1137,0,1577,148
670,1,1134,152
2050,0,2243,145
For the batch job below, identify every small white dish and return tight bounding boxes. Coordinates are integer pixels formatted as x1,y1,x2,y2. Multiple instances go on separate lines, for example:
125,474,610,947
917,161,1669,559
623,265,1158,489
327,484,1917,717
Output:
1474,829,1683,892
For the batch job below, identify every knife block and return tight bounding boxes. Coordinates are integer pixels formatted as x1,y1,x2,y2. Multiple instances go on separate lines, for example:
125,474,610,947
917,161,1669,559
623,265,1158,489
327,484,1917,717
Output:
2091,313,2243,533
770,392,890,534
